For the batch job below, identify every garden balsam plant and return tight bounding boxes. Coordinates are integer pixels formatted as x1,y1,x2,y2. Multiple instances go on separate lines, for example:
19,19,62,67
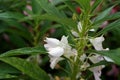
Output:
44,25,113,80
0,0,120,80
44,0,120,80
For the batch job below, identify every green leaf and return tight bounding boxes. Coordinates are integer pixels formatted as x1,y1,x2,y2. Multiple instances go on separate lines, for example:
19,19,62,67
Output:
39,22,61,40
9,34,27,47
50,0,67,6
0,21,8,34
91,0,103,13
93,12,120,25
0,73,17,79
20,14,76,28
75,0,90,12
63,1,76,13
35,0,65,17
0,12,24,20
94,6,113,23
5,28,32,43
0,46,47,57
0,57,50,80
94,48,120,65
31,0,42,14
4,19,29,33
0,62,20,74
96,19,120,36
3,19,32,40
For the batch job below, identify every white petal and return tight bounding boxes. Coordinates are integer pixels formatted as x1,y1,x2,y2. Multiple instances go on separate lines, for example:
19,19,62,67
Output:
80,54,87,62
89,29,95,32
81,62,90,70
93,72,101,80
104,48,109,50
89,54,104,63
60,35,68,45
89,36,104,51
49,56,63,69
48,47,64,57
77,22,82,32
104,56,114,62
44,44,52,51
49,57,59,69
71,30,79,37
89,66,102,80
64,48,76,58
71,49,77,56
44,38,60,49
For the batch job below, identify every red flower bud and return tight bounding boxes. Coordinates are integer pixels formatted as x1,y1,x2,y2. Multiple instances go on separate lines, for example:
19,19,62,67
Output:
76,7,81,14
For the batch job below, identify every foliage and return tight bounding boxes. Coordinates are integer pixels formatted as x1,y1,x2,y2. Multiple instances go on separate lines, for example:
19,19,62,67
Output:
0,0,120,80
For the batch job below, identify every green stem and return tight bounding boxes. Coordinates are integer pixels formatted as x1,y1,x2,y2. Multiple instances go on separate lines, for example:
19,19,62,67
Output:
71,56,80,80
70,12,91,80
33,19,40,46
29,19,40,65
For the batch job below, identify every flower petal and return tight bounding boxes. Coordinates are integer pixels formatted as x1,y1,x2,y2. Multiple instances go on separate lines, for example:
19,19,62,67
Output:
89,36,104,51
44,38,60,49
77,21,82,32
81,62,90,70
89,66,102,80
104,56,114,62
89,29,95,32
80,54,87,62
93,71,101,80
49,57,59,69
49,56,63,69
71,30,79,37
89,54,104,63
60,36,68,45
48,47,64,57
64,48,77,58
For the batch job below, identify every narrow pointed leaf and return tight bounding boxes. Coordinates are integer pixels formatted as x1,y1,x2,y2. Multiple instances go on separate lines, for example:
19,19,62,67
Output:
75,0,90,12
0,74,17,79
0,57,50,80
0,46,47,57
93,12,120,25
0,12,24,20
91,0,103,13
94,6,113,23
20,14,76,27
35,0,65,17
96,19,120,36
31,0,42,14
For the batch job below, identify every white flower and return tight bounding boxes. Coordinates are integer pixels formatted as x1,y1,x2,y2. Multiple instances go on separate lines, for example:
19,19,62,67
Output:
88,54,105,80
89,36,114,80
80,54,90,70
89,36,104,51
44,35,76,69
89,54,104,64
89,36,114,62
89,66,102,80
